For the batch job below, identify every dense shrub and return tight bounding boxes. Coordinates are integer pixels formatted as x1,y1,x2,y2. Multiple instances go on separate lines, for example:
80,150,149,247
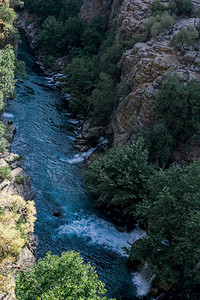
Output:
150,0,167,14
169,29,199,53
127,161,200,285
38,16,66,54
0,122,5,138
0,167,12,181
0,45,16,99
25,0,80,21
64,56,94,114
88,72,115,125
150,0,192,16
15,251,111,299
0,4,16,24
0,194,36,294
156,72,200,141
0,141,5,153
174,0,192,15
64,17,86,48
85,138,154,216
149,122,175,168
143,12,175,38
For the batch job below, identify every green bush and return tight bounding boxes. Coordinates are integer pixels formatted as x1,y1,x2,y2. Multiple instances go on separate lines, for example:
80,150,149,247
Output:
156,72,200,141
149,122,175,168
150,0,192,16
64,56,94,114
15,59,26,78
0,167,12,181
0,141,5,154
38,16,66,54
169,30,199,53
0,123,5,138
144,12,175,38
150,0,167,15
127,161,200,285
174,0,192,15
0,45,16,99
0,4,16,24
15,251,112,299
64,17,86,48
85,138,154,215
25,0,80,21
88,72,115,125
15,175,25,185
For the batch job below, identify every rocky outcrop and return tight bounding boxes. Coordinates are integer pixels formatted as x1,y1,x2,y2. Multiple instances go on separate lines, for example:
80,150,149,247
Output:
110,13,200,146
16,10,41,50
117,0,152,40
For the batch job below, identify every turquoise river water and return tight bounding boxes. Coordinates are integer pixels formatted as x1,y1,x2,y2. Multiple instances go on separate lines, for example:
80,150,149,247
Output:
4,35,148,299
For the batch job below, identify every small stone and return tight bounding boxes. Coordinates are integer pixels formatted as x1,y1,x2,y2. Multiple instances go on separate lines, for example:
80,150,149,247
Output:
53,210,61,217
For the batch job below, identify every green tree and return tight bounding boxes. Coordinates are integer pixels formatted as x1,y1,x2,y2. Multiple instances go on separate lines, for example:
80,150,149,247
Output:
85,138,153,215
169,29,199,53
127,161,200,286
58,0,80,22
88,72,115,125
149,122,175,168
0,4,16,24
174,0,192,15
0,45,15,99
64,17,86,48
15,251,112,299
64,56,94,114
143,13,175,39
156,72,200,141
38,16,66,54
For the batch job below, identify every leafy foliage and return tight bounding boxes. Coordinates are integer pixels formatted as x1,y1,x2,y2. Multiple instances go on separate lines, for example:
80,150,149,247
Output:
0,167,11,181
0,194,36,294
88,72,115,125
24,0,80,21
169,30,199,53
85,138,153,215
150,0,192,16
15,251,112,299
149,122,175,168
0,4,16,24
0,45,16,102
174,0,192,15
127,162,200,285
38,16,66,54
15,174,25,185
143,13,174,38
156,72,200,141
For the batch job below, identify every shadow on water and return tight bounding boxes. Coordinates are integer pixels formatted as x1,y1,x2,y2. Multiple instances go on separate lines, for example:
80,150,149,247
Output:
4,33,147,299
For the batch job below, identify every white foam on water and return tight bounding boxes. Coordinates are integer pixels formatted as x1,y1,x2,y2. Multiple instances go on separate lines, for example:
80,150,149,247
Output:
58,215,145,255
68,119,79,125
67,148,96,164
3,113,14,119
132,272,152,298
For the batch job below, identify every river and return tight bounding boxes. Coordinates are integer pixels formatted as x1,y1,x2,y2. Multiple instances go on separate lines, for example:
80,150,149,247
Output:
4,35,149,299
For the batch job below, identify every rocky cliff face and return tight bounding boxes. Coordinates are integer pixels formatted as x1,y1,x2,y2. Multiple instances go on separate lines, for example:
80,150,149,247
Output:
79,0,200,147
79,0,122,24
108,1,200,146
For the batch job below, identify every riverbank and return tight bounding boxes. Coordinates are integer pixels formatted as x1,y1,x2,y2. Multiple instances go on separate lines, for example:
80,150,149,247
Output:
0,116,36,299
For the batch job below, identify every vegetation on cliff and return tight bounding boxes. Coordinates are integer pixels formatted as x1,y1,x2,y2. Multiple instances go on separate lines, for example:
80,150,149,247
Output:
0,194,36,295
127,161,200,293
